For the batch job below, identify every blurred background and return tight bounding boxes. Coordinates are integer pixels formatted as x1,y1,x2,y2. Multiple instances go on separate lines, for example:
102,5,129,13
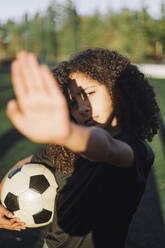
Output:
0,0,165,247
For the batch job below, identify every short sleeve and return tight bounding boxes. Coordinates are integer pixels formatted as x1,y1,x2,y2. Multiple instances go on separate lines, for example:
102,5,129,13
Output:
31,145,54,168
129,138,154,186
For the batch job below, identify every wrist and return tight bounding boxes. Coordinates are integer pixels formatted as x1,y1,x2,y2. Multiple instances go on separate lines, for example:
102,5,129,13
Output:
59,122,91,153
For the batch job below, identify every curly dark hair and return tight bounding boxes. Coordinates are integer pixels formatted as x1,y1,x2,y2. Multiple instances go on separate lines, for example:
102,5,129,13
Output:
113,64,160,141
52,48,160,141
46,48,160,175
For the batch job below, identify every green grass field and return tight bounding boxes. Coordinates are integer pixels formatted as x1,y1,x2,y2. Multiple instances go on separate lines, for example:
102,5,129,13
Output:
0,71,165,247
149,78,165,213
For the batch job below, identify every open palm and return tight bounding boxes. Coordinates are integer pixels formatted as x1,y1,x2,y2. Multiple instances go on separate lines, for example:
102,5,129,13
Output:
7,51,71,144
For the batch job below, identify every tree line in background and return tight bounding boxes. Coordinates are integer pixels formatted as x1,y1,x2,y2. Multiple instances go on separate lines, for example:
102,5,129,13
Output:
0,0,165,64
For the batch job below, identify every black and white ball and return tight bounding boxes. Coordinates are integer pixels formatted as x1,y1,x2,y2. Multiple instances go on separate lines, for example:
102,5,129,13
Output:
1,163,57,228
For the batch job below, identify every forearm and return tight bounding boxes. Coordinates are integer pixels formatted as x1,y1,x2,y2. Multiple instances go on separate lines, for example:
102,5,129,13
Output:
58,123,134,167
59,123,111,162
60,123,91,152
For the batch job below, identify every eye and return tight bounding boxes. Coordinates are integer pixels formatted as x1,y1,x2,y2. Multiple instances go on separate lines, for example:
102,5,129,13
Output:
86,91,95,97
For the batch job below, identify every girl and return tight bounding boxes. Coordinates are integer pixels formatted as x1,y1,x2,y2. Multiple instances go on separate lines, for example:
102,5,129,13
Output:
0,48,160,248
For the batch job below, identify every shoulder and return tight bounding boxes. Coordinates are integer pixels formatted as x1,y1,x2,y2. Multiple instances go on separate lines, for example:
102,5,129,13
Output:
119,134,154,164
117,134,154,178
133,138,154,178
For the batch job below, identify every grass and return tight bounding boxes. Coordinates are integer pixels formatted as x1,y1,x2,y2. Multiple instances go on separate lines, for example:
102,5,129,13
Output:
0,71,165,247
149,79,165,222
0,107,13,135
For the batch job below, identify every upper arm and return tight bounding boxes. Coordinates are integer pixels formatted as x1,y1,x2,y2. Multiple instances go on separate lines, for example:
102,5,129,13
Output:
79,128,134,168
106,137,134,168
9,155,33,173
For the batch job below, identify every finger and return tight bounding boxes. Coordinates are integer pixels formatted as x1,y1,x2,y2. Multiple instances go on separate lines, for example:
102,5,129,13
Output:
11,219,26,231
0,222,25,231
9,217,22,224
11,221,26,228
26,53,47,91
0,219,13,226
0,216,15,226
11,60,28,101
0,215,26,229
8,217,26,230
40,65,63,99
7,99,21,119
16,51,32,93
16,51,36,94
17,51,44,93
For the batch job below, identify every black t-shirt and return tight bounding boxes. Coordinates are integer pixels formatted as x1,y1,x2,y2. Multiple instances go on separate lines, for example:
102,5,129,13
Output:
31,134,154,248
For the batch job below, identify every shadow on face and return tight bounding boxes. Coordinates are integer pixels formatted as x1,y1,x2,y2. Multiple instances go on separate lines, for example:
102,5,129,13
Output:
66,72,117,130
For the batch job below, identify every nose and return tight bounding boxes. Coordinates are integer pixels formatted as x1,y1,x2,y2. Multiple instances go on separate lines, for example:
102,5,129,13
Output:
78,99,90,115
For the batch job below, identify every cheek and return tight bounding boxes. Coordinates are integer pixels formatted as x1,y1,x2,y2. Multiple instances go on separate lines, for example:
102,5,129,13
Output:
100,93,111,110
97,96,113,119
99,105,111,118
70,108,82,124
104,100,113,113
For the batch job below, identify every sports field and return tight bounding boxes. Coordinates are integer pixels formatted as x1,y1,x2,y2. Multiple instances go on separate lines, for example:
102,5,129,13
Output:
0,70,165,248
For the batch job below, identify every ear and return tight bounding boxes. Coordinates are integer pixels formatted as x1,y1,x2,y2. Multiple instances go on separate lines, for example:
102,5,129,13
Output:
109,110,118,127
106,111,117,128
111,116,118,127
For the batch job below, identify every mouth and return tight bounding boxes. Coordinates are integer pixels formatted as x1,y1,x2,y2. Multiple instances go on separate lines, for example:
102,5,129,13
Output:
84,117,97,126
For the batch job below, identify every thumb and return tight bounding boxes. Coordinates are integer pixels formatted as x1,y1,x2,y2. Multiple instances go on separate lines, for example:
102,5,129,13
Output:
6,99,25,132
0,204,14,218
6,99,20,118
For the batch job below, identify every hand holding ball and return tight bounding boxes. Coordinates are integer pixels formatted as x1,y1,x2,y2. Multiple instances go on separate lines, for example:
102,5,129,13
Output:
0,163,57,228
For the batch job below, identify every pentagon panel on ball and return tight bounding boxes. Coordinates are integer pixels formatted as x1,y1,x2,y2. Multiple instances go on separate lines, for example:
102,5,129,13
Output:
0,163,57,228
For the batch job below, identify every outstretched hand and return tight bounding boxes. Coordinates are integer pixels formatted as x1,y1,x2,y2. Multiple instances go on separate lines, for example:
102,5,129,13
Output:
7,51,71,144
0,204,26,231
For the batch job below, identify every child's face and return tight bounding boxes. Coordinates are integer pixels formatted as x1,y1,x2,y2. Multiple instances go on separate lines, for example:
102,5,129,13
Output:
68,72,114,128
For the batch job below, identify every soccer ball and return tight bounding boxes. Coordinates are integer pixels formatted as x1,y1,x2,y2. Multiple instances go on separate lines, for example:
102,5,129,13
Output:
1,163,57,228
